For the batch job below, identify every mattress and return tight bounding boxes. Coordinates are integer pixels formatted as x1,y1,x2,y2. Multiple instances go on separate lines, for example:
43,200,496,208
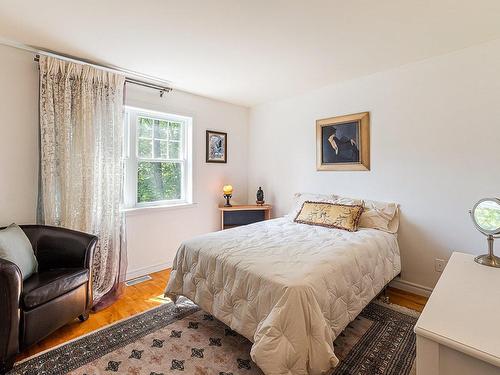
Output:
165,218,401,374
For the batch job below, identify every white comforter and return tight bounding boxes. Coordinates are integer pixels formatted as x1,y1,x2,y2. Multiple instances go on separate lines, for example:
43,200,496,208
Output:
165,218,401,375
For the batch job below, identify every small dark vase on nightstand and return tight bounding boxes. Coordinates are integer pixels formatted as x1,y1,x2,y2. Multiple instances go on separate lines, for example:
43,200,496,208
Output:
256,187,265,205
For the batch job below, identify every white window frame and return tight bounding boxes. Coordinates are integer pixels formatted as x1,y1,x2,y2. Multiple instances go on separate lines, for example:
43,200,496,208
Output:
123,106,193,209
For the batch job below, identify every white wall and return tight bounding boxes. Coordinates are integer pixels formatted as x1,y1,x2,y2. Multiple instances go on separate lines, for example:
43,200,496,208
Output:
0,44,249,280
3,37,500,292
0,44,39,225
124,85,248,279
248,39,500,290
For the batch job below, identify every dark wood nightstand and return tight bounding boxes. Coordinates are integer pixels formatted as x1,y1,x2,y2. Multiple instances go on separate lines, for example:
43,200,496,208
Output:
218,205,272,230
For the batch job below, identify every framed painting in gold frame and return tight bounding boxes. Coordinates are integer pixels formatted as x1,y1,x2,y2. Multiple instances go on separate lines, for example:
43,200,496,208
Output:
316,112,370,171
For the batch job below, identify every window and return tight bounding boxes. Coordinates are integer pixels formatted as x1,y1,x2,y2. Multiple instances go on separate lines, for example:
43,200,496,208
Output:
124,107,192,209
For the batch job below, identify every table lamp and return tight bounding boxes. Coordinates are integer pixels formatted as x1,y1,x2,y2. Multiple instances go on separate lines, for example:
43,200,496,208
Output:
223,185,233,207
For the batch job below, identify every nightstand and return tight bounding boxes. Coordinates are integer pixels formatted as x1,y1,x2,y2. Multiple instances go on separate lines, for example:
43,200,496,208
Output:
218,205,272,230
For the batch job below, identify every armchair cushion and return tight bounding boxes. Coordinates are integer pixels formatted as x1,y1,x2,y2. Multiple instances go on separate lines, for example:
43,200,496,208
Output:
22,268,89,310
0,224,38,280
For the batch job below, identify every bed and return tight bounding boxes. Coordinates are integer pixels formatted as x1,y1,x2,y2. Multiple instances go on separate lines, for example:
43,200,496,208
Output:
165,198,401,375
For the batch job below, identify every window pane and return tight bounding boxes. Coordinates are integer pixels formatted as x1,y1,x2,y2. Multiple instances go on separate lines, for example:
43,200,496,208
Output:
138,139,152,158
138,117,153,138
155,120,168,139
154,140,168,159
168,141,181,159
169,122,181,140
137,162,182,203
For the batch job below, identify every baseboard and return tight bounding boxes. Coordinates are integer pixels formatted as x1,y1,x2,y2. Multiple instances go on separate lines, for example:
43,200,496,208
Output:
125,261,172,281
389,277,433,297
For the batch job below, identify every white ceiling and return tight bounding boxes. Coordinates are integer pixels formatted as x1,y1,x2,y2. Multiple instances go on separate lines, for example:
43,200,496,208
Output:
1,0,500,107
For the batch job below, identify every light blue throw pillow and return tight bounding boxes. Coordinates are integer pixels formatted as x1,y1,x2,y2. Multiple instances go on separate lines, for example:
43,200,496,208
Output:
0,224,38,280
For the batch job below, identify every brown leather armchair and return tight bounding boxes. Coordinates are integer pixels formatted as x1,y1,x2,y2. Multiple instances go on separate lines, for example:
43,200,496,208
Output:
0,225,97,374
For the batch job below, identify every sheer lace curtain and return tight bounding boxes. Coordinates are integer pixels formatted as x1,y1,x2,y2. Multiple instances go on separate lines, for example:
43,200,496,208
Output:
38,55,126,309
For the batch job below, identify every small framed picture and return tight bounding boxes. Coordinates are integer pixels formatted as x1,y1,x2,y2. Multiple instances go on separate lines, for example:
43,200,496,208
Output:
316,112,370,171
206,130,227,163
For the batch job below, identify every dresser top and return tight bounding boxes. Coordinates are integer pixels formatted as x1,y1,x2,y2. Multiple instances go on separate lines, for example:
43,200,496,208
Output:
218,204,272,211
415,252,500,367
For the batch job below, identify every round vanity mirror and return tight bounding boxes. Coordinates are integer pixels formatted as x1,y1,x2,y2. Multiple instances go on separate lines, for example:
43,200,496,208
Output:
470,198,500,267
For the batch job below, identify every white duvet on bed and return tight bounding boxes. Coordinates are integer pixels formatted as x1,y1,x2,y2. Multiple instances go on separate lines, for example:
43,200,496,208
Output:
165,218,401,375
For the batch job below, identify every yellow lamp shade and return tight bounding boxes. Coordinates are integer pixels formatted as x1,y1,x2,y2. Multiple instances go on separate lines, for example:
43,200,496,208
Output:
223,185,233,195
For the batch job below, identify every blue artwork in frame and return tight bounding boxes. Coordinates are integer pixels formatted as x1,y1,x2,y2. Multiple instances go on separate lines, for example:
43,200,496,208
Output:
316,112,370,171
206,130,227,163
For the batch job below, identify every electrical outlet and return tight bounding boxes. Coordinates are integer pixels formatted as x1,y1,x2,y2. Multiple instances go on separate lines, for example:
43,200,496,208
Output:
435,258,446,272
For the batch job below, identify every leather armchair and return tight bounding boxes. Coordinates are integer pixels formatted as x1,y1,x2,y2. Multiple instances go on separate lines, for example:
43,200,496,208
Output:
0,225,97,374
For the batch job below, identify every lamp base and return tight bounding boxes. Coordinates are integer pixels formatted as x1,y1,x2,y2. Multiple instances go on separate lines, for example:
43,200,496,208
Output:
474,254,500,268
223,194,232,207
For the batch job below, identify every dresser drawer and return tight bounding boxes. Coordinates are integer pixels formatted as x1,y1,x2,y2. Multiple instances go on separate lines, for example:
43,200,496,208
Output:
223,210,265,226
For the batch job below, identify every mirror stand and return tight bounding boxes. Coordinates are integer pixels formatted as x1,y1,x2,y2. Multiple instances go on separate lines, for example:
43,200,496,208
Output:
474,235,500,268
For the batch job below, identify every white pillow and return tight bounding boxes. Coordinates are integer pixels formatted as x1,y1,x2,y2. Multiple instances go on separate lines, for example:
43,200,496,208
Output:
0,224,38,280
358,199,399,233
285,193,337,220
333,196,364,206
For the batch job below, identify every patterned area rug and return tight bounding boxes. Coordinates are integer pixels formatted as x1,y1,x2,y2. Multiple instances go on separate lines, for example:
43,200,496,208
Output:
10,298,418,375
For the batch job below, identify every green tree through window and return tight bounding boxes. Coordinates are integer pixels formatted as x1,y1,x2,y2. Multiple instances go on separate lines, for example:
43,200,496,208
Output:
136,115,184,204
137,162,181,202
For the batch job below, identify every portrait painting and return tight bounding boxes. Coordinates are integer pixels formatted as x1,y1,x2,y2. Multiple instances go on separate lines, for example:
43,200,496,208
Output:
316,112,370,171
206,130,227,163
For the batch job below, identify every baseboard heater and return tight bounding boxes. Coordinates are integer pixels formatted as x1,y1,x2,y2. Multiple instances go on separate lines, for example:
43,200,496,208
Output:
125,274,152,286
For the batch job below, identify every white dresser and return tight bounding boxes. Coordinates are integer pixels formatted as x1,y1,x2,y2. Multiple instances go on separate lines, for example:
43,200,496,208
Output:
415,252,500,375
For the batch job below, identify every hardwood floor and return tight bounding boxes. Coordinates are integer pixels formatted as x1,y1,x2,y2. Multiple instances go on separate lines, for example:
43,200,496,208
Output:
387,286,427,313
17,269,427,361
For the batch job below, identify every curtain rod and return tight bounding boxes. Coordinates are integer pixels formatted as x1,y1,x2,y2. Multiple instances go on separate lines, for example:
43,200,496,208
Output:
1,38,173,95
33,55,172,96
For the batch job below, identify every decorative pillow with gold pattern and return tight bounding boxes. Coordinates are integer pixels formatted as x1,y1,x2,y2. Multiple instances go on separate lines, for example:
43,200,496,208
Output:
294,201,364,232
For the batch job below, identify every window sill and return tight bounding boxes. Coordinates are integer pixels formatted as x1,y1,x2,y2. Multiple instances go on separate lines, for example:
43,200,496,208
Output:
121,202,198,216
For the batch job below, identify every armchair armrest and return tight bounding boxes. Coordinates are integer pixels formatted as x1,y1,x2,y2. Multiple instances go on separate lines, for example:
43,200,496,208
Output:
20,225,98,272
0,258,21,369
